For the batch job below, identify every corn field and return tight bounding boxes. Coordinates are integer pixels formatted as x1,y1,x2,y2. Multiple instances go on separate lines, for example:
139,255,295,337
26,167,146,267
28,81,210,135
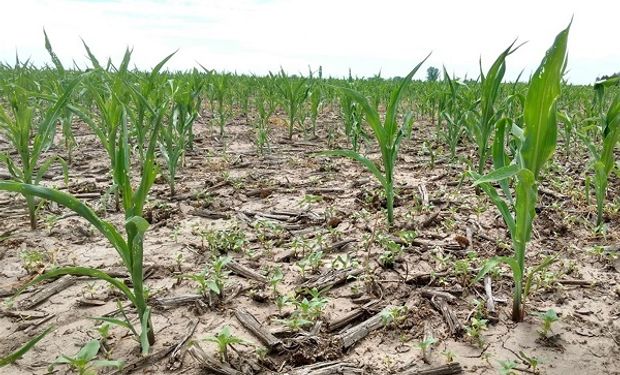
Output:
1,25,619,375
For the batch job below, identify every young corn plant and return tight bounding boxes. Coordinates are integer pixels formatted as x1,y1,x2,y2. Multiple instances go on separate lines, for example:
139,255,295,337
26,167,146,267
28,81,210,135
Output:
440,66,474,160
307,66,324,137
70,45,173,209
1,59,168,351
207,71,232,138
43,30,79,164
127,52,176,164
471,41,522,174
473,23,570,322
0,75,78,229
275,69,309,140
322,55,430,226
2,115,161,352
584,78,620,228
340,89,366,152
158,79,201,196
254,85,277,154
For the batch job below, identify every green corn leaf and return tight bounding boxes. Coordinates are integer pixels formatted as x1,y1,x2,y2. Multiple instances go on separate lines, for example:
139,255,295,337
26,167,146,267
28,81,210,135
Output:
0,153,23,181
479,41,522,122
20,267,137,306
337,86,384,143
31,75,83,164
0,326,53,367
90,317,137,336
43,29,65,75
521,23,570,178
319,150,387,188
34,155,68,186
474,164,522,185
0,182,130,264
126,216,149,307
81,39,102,70
385,53,431,137
492,118,514,204
474,179,516,238
601,95,620,173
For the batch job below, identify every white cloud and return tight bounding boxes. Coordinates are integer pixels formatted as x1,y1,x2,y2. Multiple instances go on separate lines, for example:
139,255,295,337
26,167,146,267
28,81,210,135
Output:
1,0,618,83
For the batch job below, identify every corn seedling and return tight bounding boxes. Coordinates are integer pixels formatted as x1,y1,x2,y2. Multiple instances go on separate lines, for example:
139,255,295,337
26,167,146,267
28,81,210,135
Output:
0,47,168,349
473,23,570,322
440,66,474,160
208,71,232,138
307,67,324,137
0,74,77,229
583,79,620,228
127,52,177,164
253,85,277,154
43,31,79,164
471,41,522,174
275,69,309,140
339,89,366,152
158,78,202,196
322,54,429,226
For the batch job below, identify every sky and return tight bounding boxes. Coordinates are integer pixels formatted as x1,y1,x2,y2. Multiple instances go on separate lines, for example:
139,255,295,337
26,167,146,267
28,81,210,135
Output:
1,0,618,84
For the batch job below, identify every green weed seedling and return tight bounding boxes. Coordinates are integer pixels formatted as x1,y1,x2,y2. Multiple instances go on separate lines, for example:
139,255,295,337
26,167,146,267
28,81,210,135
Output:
417,335,438,363
205,326,249,363
269,266,284,296
380,306,408,328
537,309,559,338
181,255,231,298
497,359,518,375
465,317,488,348
49,339,123,375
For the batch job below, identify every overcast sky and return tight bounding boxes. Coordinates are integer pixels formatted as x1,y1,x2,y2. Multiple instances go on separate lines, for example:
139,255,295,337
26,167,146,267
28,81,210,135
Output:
1,0,618,84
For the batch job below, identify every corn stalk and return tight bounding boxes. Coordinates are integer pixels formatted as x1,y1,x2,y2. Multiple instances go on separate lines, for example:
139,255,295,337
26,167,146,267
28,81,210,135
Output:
474,23,570,322
321,54,429,226
0,76,78,229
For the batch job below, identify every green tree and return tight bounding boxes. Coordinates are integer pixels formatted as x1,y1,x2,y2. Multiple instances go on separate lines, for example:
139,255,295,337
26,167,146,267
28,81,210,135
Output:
426,66,439,82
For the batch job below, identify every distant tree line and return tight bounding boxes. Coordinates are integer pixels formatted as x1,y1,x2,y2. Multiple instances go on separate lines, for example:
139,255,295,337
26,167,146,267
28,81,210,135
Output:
597,72,620,81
